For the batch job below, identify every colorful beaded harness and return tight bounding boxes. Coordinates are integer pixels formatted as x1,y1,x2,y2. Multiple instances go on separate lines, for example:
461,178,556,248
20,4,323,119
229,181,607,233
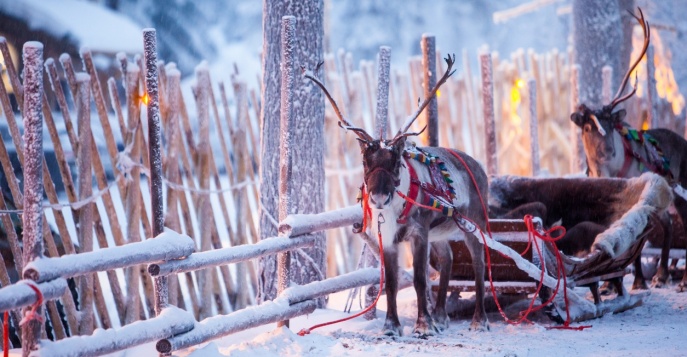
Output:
615,124,672,179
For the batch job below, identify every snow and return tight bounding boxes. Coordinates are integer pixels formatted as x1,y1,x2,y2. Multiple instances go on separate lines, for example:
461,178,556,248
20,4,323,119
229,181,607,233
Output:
278,204,362,237
24,229,195,283
0,0,142,54
0,278,67,312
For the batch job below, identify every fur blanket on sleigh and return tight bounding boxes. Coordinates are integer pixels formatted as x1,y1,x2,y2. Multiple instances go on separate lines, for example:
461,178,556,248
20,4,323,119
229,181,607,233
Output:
488,172,673,258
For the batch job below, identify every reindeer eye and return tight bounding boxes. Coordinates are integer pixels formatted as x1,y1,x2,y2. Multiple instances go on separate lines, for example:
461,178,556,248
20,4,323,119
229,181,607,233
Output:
584,124,592,133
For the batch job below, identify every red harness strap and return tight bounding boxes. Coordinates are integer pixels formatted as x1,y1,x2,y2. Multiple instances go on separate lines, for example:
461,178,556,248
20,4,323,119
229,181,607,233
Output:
396,157,421,224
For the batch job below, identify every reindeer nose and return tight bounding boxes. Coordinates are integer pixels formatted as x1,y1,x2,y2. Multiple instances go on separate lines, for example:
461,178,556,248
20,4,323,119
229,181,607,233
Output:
370,192,392,209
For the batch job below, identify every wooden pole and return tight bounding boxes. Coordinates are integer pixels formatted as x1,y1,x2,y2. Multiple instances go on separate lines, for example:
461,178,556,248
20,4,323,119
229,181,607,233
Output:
375,46,391,140
601,65,613,105
480,51,498,176
420,34,438,146
528,78,540,176
143,28,168,317
277,15,296,328
646,44,659,129
20,40,44,357
569,64,585,173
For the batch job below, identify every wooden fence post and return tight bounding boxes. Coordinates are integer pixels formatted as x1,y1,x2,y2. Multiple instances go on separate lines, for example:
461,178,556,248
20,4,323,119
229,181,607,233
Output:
528,78,540,176
375,46,391,140
143,28,168,317
277,15,296,328
646,44,659,129
480,51,498,177
20,41,44,357
569,64,585,173
420,34,438,147
602,65,613,104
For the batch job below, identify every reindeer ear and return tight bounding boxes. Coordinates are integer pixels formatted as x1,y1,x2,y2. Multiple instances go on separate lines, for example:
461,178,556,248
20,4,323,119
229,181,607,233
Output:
570,112,585,127
392,136,406,155
357,138,368,153
612,109,626,123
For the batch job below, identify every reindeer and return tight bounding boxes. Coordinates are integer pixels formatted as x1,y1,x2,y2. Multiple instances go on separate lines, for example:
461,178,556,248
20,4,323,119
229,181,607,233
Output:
570,8,687,292
306,55,490,336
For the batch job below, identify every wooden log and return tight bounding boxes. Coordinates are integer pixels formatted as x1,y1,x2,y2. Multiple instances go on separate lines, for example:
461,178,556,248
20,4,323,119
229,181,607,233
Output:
282,268,378,305
0,37,23,106
602,65,613,105
647,45,659,129
148,235,317,277
24,230,195,283
569,64,585,173
38,306,195,357
156,300,317,353
278,204,362,237
21,41,44,355
0,279,67,313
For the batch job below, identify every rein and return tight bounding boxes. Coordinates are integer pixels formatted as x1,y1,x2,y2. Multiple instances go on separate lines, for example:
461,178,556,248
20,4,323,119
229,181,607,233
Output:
614,124,672,179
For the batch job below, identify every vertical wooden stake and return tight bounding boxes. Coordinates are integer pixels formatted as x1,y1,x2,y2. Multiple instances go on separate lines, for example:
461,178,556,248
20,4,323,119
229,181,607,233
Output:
277,15,296,328
143,28,168,317
601,65,613,105
528,78,540,177
375,46,391,140
420,34,438,146
569,64,585,173
20,41,44,357
646,44,659,129
480,51,498,177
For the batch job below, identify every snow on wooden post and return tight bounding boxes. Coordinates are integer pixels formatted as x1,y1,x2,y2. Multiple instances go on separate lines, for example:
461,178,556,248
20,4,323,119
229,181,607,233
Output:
480,51,498,177
193,61,214,320
375,46,391,140
278,15,297,328
646,44,659,129
0,279,67,313
75,72,96,335
20,40,44,356
420,34,438,146
569,64,585,173
527,78,540,177
601,65,613,104
143,28,168,316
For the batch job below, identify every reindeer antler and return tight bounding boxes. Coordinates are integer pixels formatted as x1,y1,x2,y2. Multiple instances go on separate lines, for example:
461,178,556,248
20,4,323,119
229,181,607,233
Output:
391,54,456,143
303,63,374,142
610,7,650,110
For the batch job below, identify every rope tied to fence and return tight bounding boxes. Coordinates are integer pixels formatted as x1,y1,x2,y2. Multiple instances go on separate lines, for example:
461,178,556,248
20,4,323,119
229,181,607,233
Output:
2,311,8,357
297,213,386,336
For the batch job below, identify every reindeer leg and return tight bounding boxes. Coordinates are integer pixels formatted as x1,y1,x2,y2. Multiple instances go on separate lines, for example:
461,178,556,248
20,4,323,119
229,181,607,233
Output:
677,248,687,293
410,232,437,338
652,212,672,288
464,232,489,332
382,245,402,336
632,256,649,290
429,241,452,332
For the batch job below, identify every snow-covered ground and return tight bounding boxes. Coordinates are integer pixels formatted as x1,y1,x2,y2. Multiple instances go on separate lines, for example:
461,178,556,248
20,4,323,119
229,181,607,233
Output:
10,273,677,357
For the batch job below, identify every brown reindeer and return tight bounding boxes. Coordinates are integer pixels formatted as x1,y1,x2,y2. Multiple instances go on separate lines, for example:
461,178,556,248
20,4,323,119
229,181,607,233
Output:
570,8,687,292
306,55,490,336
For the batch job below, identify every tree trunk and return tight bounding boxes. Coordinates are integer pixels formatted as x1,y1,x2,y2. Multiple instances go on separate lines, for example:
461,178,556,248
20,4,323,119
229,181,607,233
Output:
572,0,623,108
259,0,326,306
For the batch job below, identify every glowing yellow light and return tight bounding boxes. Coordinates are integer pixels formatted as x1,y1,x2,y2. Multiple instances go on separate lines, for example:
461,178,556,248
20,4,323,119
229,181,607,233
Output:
510,87,521,103
142,93,150,105
515,79,525,88
436,89,441,98
642,120,649,131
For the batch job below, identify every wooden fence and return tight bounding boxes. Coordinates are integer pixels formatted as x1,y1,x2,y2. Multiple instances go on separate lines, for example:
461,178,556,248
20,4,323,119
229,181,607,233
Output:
0,18,681,356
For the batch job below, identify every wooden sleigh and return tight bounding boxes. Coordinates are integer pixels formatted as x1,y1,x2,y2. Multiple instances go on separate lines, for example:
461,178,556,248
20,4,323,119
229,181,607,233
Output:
435,172,672,323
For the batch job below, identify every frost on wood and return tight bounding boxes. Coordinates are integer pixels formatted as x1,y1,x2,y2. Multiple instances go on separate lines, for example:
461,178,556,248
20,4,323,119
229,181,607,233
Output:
420,34,437,146
24,229,195,283
0,279,67,312
260,0,326,306
528,78,540,176
149,235,317,277
572,0,622,108
281,268,378,305
646,44,659,129
278,204,363,237
601,65,613,104
21,40,44,355
479,51,497,176
36,306,195,357
157,299,317,353
375,46,391,140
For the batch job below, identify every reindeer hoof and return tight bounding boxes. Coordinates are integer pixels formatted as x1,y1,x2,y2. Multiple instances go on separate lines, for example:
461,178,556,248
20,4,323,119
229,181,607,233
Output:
632,280,649,291
651,275,667,289
382,320,402,337
469,319,490,332
677,282,686,293
433,312,450,332
599,281,616,295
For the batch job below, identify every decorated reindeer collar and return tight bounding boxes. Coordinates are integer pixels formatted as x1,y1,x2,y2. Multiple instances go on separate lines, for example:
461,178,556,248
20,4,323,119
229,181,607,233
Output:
614,123,672,178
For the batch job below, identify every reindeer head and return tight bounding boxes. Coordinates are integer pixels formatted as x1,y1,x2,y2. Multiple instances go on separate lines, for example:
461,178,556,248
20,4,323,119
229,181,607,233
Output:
305,55,455,209
570,7,649,167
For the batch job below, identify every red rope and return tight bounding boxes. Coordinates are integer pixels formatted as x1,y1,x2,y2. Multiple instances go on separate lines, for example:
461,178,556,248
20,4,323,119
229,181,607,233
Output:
2,283,44,356
298,214,386,336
